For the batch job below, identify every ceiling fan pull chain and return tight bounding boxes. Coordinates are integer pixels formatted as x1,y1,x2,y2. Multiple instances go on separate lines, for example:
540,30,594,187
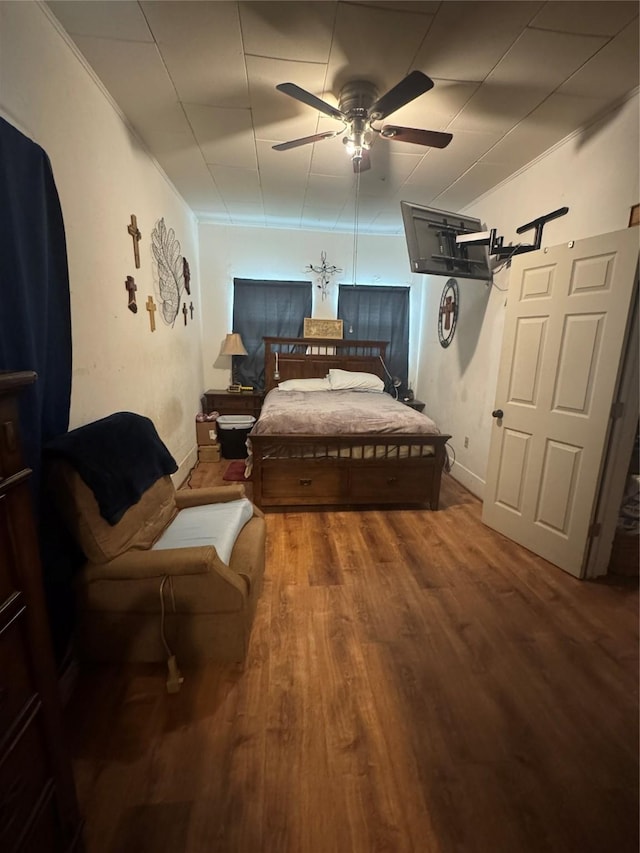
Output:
352,169,361,286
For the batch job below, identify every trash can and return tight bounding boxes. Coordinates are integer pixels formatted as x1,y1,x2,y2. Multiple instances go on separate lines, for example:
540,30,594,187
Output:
216,415,255,459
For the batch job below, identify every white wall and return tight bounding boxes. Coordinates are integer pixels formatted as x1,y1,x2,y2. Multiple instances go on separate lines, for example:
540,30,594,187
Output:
0,2,203,481
198,224,425,392
417,91,640,497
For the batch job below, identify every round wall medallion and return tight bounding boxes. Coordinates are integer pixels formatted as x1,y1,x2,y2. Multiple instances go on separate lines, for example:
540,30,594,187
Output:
438,278,459,348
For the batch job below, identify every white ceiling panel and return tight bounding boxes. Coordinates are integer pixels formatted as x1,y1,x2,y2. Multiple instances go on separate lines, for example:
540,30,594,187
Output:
248,56,333,144
558,20,640,100
433,161,527,213
530,0,638,36
141,1,247,108
304,173,353,208
239,1,336,63
184,104,256,168
207,165,261,204
45,0,639,232
413,1,544,82
48,1,152,41
487,27,609,88
327,2,433,97
480,92,612,167
72,35,187,133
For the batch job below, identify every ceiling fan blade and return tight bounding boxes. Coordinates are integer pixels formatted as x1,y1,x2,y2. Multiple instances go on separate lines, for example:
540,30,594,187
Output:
276,82,345,121
368,71,434,120
272,131,341,152
353,149,371,173
381,125,453,149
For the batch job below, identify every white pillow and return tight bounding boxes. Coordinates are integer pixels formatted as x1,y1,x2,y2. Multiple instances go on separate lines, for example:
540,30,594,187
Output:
328,369,385,392
277,377,331,391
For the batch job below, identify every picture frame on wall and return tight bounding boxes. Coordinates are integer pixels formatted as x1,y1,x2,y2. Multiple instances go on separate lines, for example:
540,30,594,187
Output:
303,318,344,339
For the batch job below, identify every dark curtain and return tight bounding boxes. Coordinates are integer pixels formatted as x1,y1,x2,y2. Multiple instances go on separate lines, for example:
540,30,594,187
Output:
232,279,312,390
338,285,410,393
0,117,75,663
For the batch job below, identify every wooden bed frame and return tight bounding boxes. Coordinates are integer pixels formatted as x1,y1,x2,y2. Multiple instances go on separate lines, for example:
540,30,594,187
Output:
249,336,450,511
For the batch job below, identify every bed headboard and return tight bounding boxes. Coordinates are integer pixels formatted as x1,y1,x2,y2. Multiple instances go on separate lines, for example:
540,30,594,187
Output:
263,337,388,393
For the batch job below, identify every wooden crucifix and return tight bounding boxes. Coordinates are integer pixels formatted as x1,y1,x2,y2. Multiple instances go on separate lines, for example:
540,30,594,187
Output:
146,295,157,331
182,302,188,326
127,214,142,269
125,275,137,313
441,295,455,330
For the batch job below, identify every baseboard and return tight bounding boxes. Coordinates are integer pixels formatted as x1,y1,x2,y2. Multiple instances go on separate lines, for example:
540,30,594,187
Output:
449,461,485,500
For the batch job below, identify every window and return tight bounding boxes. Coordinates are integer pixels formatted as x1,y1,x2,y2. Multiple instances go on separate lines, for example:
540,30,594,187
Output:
232,279,312,390
337,285,410,392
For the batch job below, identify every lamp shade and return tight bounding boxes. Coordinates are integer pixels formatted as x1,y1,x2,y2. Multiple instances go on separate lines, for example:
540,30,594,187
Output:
221,332,248,356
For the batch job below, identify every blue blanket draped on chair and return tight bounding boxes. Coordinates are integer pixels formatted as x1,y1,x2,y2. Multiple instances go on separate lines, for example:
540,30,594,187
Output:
46,412,178,525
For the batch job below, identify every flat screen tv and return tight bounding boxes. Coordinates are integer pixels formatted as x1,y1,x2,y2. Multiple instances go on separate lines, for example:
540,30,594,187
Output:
400,201,492,282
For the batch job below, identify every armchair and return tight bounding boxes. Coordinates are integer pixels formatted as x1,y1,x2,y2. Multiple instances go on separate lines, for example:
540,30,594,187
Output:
46,413,266,665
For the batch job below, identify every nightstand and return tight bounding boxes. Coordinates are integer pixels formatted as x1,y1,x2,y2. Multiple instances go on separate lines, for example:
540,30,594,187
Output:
402,398,426,412
203,389,263,419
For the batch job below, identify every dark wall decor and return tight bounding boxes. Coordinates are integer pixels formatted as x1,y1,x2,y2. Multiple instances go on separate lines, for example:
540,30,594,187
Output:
438,278,459,348
151,217,184,326
125,275,137,312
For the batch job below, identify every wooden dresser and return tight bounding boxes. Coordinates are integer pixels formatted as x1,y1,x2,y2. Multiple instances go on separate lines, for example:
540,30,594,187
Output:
0,372,82,852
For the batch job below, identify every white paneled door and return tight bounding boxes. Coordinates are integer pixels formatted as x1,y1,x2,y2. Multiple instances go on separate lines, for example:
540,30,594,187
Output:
482,228,639,577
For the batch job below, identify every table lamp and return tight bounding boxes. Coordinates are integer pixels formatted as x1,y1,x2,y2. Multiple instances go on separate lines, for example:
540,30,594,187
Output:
221,332,248,390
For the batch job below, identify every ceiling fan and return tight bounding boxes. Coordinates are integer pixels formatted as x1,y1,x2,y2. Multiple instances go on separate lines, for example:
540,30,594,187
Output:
272,70,453,172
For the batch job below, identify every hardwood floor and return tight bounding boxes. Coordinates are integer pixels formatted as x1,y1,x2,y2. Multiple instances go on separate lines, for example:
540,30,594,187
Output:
65,462,639,853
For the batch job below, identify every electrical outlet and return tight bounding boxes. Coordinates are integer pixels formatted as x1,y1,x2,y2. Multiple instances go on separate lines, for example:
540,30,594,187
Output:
464,436,469,449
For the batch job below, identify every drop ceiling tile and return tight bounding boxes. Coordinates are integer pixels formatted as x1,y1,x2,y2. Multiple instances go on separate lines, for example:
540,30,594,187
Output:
142,128,227,213
47,1,152,41
356,149,424,197
488,28,609,88
207,165,261,204
480,92,611,167
530,0,638,36
72,35,187,132
226,203,266,227
327,2,434,97
248,56,336,145
450,28,609,133
413,1,544,82
407,130,503,191
184,104,256,168
140,1,247,108
304,173,353,208
299,207,342,230
558,20,639,100
239,1,336,63
433,162,522,212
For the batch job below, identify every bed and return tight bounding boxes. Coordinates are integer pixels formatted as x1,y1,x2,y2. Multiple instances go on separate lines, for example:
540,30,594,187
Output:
248,337,450,510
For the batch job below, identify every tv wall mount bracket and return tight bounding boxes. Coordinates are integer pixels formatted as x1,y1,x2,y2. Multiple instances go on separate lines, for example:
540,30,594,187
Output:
455,206,569,260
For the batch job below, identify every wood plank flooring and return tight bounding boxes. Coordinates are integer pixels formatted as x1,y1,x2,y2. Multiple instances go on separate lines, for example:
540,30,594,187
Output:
65,462,639,853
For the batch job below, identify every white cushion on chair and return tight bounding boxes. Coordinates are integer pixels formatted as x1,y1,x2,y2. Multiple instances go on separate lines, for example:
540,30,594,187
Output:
151,498,253,565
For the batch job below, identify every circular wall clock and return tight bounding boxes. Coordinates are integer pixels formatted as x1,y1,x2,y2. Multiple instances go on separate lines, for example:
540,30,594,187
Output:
438,278,459,348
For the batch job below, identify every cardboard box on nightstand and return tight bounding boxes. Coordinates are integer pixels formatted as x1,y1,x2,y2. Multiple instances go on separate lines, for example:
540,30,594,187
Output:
196,421,217,446
198,443,221,463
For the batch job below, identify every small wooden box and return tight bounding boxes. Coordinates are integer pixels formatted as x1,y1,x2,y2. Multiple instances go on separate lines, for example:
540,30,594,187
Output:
196,421,217,445
198,443,221,463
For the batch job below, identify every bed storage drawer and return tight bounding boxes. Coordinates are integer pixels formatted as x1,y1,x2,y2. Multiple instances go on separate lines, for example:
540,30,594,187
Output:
261,462,347,501
349,463,430,502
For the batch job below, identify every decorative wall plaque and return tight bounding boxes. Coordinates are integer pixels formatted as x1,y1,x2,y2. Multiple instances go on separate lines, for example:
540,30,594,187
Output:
303,318,344,339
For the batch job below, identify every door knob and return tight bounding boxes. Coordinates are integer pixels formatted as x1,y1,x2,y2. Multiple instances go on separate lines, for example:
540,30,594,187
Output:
492,409,504,419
